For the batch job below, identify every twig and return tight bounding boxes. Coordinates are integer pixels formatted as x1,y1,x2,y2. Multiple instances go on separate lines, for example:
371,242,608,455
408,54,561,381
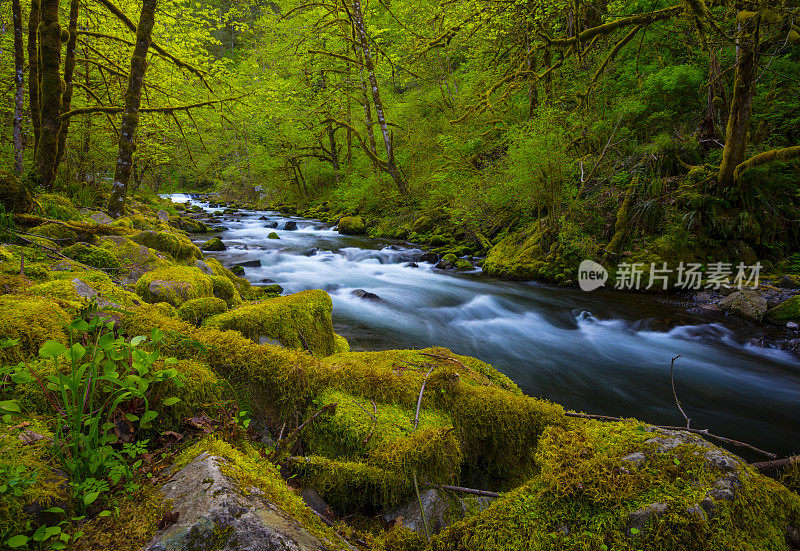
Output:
423,482,500,498
271,403,336,459
297,328,313,355
750,455,799,474
670,355,691,429
413,472,431,542
414,367,435,431
564,411,777,459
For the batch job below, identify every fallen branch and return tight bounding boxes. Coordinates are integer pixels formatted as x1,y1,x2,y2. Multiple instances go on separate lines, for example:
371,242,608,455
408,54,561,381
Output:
564,411,777,459
670,355,691,429
750,455,799,474
423,482,500,498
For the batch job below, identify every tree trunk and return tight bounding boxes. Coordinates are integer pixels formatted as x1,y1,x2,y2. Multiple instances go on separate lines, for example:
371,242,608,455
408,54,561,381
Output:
351,0,408,195
328,123,339,181
12,0,25,174
30,0,62,190
27,0,40,154
107,0,157,217
718,22,758,191
54,0,80,175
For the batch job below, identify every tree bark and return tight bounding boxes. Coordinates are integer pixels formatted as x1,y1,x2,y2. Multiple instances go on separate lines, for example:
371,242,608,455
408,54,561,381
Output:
55,0,80,176
351,0,408,195
29,0,62,190
12,0,25,174
27,0,41,155
718,22,758,191
107,0,157,216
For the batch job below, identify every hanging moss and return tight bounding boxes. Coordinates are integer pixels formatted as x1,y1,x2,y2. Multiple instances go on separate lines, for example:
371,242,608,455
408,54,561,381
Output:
204,290,336,356
0,295,68,363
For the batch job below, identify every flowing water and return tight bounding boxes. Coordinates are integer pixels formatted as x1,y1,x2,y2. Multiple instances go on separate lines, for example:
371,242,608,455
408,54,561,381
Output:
168,193,800,458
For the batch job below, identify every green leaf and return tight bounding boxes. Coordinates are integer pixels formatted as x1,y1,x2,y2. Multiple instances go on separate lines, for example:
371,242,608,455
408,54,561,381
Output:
33,524,48,542
131,335,147,346
39,340,67,357
6,535,28,548
10,371,32,384
0,400,21,413
43,507,66,514
162,397,181,406
69,319,89,332
630,527,640,535
97,510,112,517
66,343,86,362
83,491,100,505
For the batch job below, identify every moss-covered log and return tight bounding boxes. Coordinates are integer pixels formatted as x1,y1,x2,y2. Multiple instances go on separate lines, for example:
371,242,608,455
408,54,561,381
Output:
107,0,157,217
734,145,800,181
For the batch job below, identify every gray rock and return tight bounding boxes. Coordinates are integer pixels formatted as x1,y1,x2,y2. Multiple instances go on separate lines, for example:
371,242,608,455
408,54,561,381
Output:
351,289,382,301
627,502,668,534
788,321,799,330
383,488,494,536
72,278,98,299
717,290,768,323
419,252,438,264
301,488,331,518
621,452,646,468
50,261,76,271
703,449,740,472
283,221,298,231
144,452,335,551
90,211,114,225
194,260,215,276
157,210,170,222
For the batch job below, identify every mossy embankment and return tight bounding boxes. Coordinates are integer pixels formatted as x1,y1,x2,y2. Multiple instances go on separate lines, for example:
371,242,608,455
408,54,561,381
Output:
1,189,799,550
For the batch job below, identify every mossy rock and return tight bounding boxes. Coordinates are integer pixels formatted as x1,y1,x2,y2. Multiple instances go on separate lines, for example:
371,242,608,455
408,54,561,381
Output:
62,242,120,271
131,230,203,263
169,216,211,233
150,359,223,433
0,420,67,540
230,265,245,276
454,259,474,271
766,295,800,323
135,266,214,306
0,295,69,362
0,170,33,214
431,420,800,550
97,236,171,273
35,193,81,221
333,333,350,354
268,232,280,240
337,216,366,235
204,290,335,356
201,237,226,251
483,222,562,281
30,222,77,241
28,270,140,309
177,297,228,325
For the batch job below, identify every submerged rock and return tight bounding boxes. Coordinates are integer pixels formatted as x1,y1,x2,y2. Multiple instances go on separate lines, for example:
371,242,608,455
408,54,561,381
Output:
718,290,768,323
265,221,279,229
351,289,382,301
283,221,298,231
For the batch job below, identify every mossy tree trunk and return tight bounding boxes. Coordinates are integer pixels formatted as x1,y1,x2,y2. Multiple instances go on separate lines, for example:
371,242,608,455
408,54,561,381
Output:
351,0,408,195
12,0,24,174
27,0,40,154
107,0,157,217
717,22,757,192
54,0,80,177
29,0,62,190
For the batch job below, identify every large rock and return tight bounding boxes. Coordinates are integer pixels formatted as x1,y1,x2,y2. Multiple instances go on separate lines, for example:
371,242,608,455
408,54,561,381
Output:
384,488,494,536
144,452,335,551
766,295,800,323
0,170,33,213
134,267,214,306
337,216,365,235
717,290,768,323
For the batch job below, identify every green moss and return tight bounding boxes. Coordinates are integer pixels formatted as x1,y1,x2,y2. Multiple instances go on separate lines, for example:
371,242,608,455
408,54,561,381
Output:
134,266,214,306
210,275,242,307
431,419,800,551
483,222,569,282
268,232,280,239
62,242,120,271
338,216,366,235
131,230,202,263
766,295,800,323
35,193,81,221
203,257,251,295
201,237,226,251
97,236,171,273
441,253,458,265
333,333,350,354
178,297,228,326
204,290,335,356
0,295,68,363
0,419,67,541
170,216,211,233
151,359,223,433
30,222,77,241
454,259,474,270
28,270,140,309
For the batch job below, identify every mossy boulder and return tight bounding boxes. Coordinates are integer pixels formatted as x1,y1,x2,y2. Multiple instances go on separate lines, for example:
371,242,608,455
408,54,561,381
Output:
0,295,68,362
30,222,77,241
62,242,120,271
454,259,474,271
169,216,211,233
268,232,280,239
437,253,458,269
28,270,140,309
151,359,223,433
0,170,33,214
97,236,171,273
201,237,226,251
431,420,800,551
766,294,800,323
177,297,228,325
483,222,564,281
204,290,335,356
131,230,203,263
35,193,81,221
718,290,768,323
134,266,214,306
337,216,366,235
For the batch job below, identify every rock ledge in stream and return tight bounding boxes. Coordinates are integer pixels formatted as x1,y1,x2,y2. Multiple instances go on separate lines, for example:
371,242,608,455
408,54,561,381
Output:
717,290,768,323
144,452,334,551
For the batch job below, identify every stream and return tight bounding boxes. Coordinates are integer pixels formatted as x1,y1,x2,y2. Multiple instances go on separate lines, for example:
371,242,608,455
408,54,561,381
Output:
168,193,800,458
